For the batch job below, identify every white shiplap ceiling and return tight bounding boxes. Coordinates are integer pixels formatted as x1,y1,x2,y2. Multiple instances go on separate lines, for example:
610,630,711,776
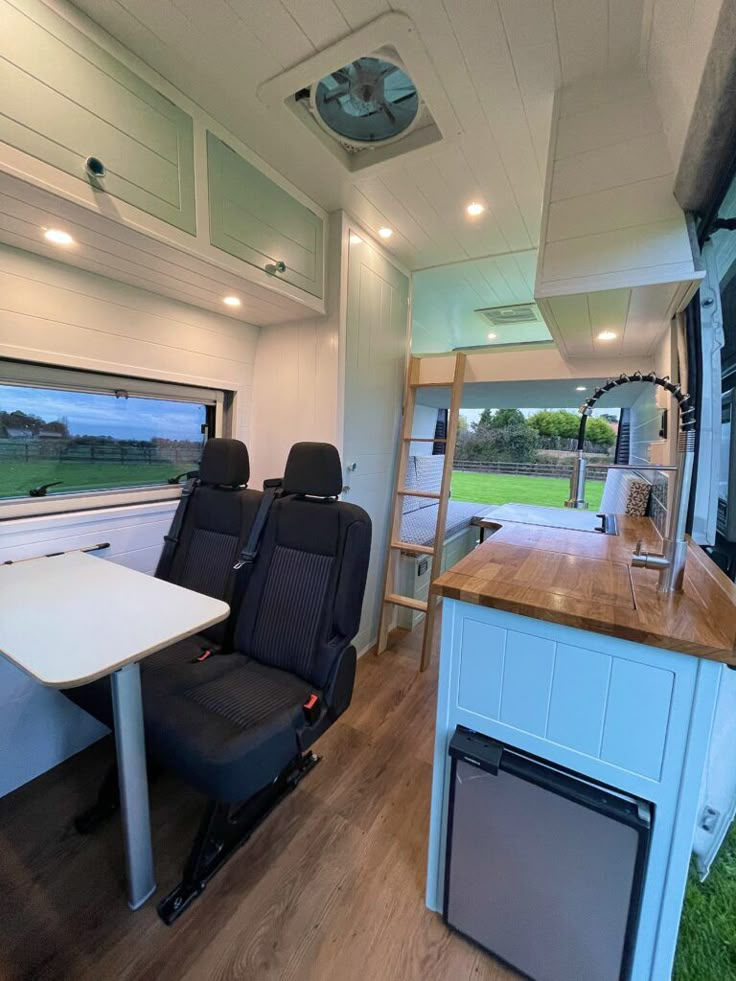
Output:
68,0,649,272
411,249,549,352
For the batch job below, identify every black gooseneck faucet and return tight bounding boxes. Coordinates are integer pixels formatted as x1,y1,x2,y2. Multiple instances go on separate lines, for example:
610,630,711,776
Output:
564,370,696,593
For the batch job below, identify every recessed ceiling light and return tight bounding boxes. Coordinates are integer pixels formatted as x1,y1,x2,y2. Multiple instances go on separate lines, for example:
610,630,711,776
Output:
43,228,74,246
466,202,485,216
223,295,241,307
487,332,497,340
597,330,617,341
378,227,393,239
576,385,587,391
349,233,362,245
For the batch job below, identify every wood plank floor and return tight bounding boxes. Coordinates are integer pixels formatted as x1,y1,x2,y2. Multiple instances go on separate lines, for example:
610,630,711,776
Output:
0,626,520,981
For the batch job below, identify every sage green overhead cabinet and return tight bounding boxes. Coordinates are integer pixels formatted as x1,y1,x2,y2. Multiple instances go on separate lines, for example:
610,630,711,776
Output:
207,132,324,299
0,0,196,234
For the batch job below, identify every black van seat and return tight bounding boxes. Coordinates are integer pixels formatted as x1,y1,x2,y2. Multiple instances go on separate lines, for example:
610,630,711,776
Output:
141,655,313,802
64,437,261,823
156,436,260,648
148,442,371,922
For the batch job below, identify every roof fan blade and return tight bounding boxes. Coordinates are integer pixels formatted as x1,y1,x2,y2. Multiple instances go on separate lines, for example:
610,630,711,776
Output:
322,83,350,104
310,55,420,148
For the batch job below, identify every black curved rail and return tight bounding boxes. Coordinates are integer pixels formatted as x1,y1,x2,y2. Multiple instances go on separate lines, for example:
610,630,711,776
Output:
576,371,696,451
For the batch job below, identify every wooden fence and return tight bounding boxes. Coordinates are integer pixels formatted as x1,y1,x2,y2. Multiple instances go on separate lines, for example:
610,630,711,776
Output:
0,439,199,465
454,460,608,481
537,436,613,454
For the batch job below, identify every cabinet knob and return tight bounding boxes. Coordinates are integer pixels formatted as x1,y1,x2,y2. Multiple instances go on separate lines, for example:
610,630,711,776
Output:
85,156,106,179
265,261,286,275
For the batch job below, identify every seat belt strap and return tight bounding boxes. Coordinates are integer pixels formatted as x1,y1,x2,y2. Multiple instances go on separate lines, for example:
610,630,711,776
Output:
224,478,282,653
156,475,198,579
234,478,282,571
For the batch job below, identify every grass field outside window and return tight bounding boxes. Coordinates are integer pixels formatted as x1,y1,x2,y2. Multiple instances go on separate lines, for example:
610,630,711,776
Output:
0,460,198,501
451,470,604,511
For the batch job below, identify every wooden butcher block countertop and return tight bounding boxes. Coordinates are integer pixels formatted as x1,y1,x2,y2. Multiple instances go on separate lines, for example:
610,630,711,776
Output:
432,515,736,664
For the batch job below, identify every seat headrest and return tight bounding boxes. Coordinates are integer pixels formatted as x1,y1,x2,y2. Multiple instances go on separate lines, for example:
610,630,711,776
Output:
199,438,249,487
283,442,343,498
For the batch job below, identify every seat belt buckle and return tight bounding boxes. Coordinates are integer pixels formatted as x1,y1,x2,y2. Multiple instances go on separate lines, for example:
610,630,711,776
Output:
303,693,321,724
191,647,218,663
233,551,255,571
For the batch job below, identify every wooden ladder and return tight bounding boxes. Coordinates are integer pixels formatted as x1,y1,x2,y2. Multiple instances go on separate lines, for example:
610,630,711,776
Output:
377,352,467,671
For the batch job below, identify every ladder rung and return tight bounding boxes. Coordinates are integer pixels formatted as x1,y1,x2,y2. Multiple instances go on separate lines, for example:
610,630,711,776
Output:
398,489,441,499
402,436,447,442
409,381,455,388
385,592,429,613
390,540,435,555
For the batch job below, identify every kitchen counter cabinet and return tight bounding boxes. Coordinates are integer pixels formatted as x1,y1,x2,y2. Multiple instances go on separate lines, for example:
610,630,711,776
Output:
427,516,735,979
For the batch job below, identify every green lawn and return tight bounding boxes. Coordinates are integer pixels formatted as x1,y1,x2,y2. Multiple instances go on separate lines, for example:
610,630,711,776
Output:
452,470,604,510
0,460,197,499
675,822,736,979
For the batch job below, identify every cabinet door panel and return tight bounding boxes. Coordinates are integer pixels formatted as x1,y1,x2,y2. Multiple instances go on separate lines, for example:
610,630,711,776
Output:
0,0,195,233
208,132,323,298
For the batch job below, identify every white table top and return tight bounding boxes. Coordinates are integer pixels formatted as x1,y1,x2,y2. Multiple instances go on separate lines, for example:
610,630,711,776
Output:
0,552,229,688
476,503,605,533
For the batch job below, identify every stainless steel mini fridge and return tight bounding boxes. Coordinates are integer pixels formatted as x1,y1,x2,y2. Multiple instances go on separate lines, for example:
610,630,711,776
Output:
443,727,651,981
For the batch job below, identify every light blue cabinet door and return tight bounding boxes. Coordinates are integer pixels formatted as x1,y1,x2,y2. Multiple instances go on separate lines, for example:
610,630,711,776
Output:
207,132,324,298
0,0,196,234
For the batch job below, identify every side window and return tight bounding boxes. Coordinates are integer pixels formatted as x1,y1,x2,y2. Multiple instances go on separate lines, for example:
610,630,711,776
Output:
0,364,221,505
690,163,736,569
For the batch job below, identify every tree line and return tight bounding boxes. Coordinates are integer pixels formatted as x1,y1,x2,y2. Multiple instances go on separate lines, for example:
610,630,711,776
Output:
0,409,69,437
0,409,199,450
455,408,616,464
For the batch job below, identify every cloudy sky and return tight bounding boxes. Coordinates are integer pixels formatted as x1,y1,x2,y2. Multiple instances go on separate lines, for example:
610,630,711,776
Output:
0,385,205,441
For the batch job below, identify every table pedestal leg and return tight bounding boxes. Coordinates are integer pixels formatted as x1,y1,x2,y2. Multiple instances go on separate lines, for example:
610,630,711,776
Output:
111,662,156,910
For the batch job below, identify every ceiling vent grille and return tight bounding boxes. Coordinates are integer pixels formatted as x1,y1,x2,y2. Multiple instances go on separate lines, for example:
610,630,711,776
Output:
477,304,540,326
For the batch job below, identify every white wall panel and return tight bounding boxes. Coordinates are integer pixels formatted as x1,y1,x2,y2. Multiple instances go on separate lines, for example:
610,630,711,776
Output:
0,244,259,441
248,316,340,487
248,214,342,488
342,227,409,654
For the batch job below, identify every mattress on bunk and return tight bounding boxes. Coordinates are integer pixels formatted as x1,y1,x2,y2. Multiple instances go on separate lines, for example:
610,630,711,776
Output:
400,501,493,548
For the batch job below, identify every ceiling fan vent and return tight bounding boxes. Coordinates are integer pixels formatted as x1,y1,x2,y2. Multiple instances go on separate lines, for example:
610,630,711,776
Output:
312,54,420,149
477,304,540,326
298,51,424,153
257,14,461,174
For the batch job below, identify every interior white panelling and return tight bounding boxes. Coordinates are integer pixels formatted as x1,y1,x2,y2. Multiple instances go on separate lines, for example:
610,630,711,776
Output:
0,243,258,442
248,212,344,488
